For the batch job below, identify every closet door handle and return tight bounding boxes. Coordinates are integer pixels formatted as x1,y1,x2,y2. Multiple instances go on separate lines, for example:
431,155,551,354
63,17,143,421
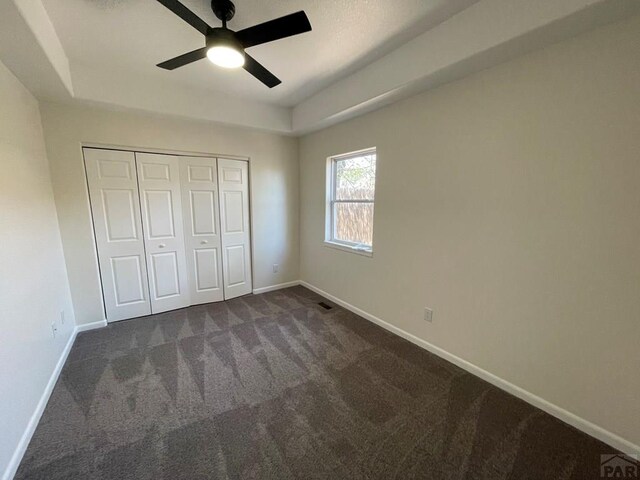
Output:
158,244,166,248
200,240,208,245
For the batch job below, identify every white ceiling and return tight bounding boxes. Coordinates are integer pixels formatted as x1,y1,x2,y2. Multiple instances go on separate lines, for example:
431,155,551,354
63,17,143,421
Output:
4,0,638,134
41,0,476,107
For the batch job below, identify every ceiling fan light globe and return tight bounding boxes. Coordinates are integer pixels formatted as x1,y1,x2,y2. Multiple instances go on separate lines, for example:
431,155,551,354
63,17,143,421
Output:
207,46,245,69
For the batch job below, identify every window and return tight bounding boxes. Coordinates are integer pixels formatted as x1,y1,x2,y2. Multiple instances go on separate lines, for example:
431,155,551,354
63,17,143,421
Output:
325,148,377,255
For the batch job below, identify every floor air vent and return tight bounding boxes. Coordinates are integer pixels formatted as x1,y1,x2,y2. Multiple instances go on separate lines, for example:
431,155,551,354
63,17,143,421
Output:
318,302,333,310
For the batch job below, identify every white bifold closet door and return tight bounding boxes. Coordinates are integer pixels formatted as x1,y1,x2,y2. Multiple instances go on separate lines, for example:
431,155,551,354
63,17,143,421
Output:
180,157,224,304
218,158,252,299
85,148,252,322
84,149,151,321
135,153,191,313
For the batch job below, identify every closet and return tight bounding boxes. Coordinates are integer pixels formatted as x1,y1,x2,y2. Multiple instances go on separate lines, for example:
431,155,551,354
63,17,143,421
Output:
84,147,252,322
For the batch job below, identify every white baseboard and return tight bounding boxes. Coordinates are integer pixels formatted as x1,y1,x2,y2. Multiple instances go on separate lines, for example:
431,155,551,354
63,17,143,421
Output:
3,319,106,480
299,281,640,456
76,319,107,332
3,330,75,480
253,280,301,295
5,285,636,480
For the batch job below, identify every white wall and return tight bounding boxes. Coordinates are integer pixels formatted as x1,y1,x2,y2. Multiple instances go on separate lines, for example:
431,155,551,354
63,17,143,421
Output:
39,102,299,326
299,14,640,448
0,61,75,477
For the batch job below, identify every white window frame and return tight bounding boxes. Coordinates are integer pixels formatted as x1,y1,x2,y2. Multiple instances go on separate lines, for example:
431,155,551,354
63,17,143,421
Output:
324,147,376,257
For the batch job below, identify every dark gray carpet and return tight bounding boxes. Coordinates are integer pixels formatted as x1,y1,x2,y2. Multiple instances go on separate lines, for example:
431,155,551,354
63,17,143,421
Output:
15,286,627,479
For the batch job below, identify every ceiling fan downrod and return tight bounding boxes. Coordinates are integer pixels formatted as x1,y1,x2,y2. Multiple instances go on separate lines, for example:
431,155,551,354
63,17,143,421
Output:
211,0,235,27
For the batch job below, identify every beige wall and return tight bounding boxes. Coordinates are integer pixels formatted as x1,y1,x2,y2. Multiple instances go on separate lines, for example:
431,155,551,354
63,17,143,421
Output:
0,61,75,476
40,103,299,326
299,15,640,447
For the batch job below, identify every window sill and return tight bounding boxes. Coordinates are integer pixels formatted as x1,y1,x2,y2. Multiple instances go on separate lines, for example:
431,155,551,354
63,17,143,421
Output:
323,241,373,257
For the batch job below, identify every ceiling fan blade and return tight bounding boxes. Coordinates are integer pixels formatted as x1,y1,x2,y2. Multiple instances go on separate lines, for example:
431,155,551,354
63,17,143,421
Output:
156,0,211,36
243,53,281,88
235,11,311,49
157,47,208,70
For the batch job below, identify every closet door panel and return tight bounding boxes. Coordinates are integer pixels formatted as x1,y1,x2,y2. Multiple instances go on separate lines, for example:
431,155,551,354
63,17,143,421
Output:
226,245,247,286
218,159,252,299
84,148,151,322
150,252,181,297
136,153,190,313
111,256,147,304
144,190,175,238
180,157,224,304
194,249,219,290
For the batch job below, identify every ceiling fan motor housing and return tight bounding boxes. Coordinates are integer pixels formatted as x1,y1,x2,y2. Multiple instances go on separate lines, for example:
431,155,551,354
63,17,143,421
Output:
211,0,235,22
206,27,243,52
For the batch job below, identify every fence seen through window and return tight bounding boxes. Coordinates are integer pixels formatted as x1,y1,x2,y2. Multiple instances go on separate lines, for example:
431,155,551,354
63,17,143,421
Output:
328,149,376,251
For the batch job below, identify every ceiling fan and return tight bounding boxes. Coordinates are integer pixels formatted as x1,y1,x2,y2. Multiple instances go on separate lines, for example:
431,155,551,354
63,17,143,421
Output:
155,0,312,88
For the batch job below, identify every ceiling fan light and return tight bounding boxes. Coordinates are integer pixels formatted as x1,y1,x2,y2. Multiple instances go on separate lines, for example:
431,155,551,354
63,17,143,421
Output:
207,45,245,69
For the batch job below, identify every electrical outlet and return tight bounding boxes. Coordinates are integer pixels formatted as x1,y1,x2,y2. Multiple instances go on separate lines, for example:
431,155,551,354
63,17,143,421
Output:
273,264,279,273
60,310,65,325
51,321,58,338
424,307,433,323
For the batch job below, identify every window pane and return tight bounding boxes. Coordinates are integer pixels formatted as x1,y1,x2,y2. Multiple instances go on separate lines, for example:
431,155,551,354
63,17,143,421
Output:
334,202,374,246
335,154,376,201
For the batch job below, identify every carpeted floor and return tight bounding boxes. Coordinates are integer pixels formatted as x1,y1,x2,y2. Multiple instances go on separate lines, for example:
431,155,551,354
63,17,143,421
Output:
16,286,624,479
